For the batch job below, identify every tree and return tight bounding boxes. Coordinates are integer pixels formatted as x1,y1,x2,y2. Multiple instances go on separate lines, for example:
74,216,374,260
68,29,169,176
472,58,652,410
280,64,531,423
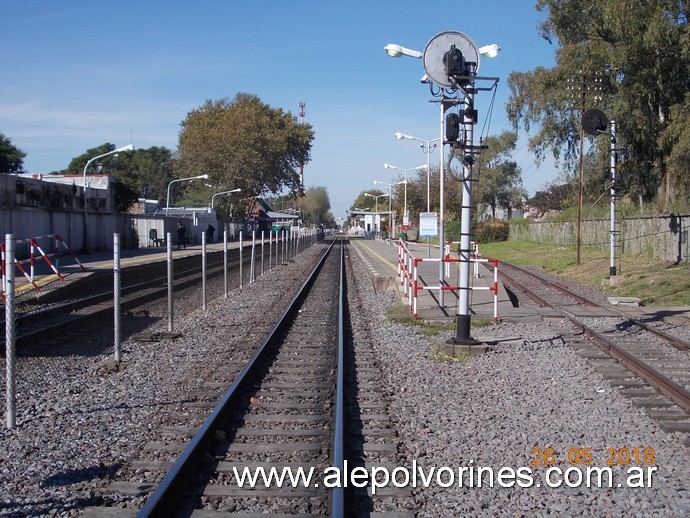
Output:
474,131,526,218
507,0,690,210
175,93,314,202
300,186,332,226
66,143,138,212
660,95,690,205
0,133,26,174
528,179,578,217
66,144,174,212
125,146,175,204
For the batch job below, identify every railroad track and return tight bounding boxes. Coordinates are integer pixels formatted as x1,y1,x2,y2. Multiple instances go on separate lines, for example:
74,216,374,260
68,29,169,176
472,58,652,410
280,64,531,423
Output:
78,237,415,516
1,244,265,352
130,238,344,515
498,261,690,439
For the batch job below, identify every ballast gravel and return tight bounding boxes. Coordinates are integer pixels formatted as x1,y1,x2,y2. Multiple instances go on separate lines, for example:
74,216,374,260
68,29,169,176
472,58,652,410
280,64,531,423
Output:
348,254,690,517
0,240,688,517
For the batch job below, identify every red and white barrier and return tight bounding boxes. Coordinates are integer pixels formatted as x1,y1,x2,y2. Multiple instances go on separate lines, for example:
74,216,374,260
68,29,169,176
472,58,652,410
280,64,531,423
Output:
397,239,499,322
1,234,85,296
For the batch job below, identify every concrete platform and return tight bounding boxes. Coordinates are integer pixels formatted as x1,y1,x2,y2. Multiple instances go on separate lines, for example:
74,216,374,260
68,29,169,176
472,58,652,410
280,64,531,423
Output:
4,240,236,298
349,237,531,323
348,237,690,327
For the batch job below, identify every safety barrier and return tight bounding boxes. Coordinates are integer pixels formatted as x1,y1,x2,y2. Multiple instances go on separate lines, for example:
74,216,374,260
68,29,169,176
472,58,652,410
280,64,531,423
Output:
397,239,499,321
447,240,483,278
1,234,85,297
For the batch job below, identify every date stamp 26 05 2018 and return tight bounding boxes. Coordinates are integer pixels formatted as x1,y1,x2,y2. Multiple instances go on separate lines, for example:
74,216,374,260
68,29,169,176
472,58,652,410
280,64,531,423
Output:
530,447,656,467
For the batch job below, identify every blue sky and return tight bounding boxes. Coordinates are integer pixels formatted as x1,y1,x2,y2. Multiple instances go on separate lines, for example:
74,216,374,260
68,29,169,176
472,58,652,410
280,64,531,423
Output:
1,0,557,220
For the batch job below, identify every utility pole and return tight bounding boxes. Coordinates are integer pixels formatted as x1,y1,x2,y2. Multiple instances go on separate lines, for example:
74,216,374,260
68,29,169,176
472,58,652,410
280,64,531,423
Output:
566,70,604,265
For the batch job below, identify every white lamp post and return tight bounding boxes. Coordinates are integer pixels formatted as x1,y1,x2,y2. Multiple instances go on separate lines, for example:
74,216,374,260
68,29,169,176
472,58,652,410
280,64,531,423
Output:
81,143,134,253
383,163,425,226
363,192,388,235
394,133,441,214
395,133,441,257
373,179,405,243
166,174,209,216
211,188,241,210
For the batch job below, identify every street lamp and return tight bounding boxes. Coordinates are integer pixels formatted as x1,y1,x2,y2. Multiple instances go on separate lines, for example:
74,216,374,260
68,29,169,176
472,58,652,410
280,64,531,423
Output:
373,179,405,242
211,188,241,210
394,133,441,213
166,174,209,216
395,133,441,257
384,43,423,59
363,192,388,235
383,163,425,226
81,143,134,253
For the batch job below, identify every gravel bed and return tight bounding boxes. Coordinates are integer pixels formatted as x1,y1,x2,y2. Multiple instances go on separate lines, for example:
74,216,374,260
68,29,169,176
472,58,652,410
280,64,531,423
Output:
349,254,690,516
2,241,689,517
0,245,325,517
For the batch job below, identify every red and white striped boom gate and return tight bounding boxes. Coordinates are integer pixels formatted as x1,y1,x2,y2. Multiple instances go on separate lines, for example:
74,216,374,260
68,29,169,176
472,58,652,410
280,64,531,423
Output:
1,234,85,297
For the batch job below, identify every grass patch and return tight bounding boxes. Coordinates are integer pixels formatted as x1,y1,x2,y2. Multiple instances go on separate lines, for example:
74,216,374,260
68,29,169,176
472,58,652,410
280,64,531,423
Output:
385,303,495,337
428,349,469,362
479,240,690,306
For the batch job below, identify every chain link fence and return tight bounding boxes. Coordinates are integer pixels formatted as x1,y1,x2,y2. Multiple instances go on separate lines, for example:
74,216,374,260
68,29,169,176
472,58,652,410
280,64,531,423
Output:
2,228,323,429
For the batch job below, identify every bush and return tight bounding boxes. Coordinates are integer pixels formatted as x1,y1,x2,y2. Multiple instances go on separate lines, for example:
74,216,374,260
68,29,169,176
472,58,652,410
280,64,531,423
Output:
441,219,509,244
474,219,509,243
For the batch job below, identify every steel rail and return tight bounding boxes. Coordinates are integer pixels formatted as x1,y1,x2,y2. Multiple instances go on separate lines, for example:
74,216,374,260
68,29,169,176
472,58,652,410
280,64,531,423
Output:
499,266,690,413
500,261,690,352
561,308,690,413
138,237,339,517
331,238,345,517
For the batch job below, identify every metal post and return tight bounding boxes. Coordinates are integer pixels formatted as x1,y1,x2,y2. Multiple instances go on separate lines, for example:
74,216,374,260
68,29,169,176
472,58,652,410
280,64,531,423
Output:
239,231,243,289
30,240,35,282
454,68,480,345
610,119,617,276
261,231,265,275
113,233,121,364
439,96,446,306
426,144,432,258
269,230,273,270
202,231,207,310
577,123,585,266
1,242,6,293
167,233,173,332
5,234,16,429
250,231,256,283
224,230,228,298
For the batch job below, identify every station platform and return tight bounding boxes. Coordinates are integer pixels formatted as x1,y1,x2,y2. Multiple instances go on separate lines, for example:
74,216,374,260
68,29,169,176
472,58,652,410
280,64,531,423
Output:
349,236,519,322
4,240,235,298
348,237,690,326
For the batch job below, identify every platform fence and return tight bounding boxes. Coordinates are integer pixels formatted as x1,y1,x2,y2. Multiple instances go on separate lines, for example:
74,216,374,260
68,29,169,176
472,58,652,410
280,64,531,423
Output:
2,228,324,429
397,239,499,321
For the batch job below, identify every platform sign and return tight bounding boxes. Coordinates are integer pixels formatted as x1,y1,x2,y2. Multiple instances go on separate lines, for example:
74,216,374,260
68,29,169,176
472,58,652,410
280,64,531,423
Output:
419,212,438,237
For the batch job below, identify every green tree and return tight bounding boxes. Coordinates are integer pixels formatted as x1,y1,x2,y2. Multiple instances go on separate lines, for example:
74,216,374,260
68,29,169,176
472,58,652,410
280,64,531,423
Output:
474,131,526,218
175,93,314,203
68,144,177,212
528,178,578,217
300,186,331,226
507,0,690,210
125,146,175,204
0,133,26,174
66,143,138,212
